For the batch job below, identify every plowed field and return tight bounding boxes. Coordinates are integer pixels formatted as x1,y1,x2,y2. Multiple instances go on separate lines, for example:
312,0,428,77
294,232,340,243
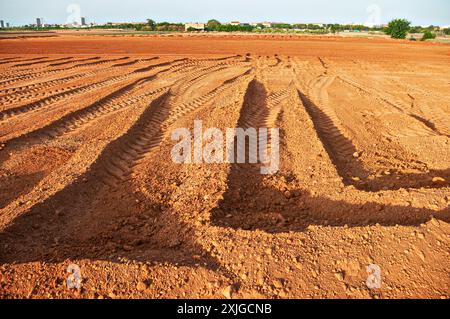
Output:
0,35,449,298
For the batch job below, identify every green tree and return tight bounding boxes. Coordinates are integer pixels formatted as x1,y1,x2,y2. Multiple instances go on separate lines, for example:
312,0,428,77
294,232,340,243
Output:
421,30,436,41
146,19,156,31
385,19,411,39
207,19,221,30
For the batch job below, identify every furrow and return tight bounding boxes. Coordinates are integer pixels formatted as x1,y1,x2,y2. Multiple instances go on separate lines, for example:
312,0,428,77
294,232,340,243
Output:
0,72,141,120
0,57,129,87
101,69,253,186
42,85,170,139
98,92,172,186
48,56,101,67
0,57,186,116
297,89,359,177
12,57,74,67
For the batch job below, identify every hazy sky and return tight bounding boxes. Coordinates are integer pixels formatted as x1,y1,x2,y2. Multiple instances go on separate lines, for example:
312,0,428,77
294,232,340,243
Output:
1,0,449,26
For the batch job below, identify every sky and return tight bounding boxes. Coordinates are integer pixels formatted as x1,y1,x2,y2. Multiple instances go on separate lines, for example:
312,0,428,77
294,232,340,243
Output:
0,0,449,27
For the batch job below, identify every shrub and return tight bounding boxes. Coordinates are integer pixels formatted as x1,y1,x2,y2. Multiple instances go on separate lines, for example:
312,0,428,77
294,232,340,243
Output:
421,30,436,41
385,19,411,39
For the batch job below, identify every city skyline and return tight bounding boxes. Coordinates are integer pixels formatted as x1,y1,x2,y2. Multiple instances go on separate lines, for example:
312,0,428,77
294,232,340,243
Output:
0,0,449,27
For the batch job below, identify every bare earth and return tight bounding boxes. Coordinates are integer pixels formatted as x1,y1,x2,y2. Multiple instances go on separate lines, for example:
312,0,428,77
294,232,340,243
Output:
0,35,449,299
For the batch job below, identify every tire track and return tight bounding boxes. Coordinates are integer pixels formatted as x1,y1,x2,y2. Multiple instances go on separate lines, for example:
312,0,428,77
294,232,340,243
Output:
12,57,74,67
0,71,142,121
0,92,174,226
100,68,253,186
98,91,172,186
0,64,251,212
232,78,269,166
0,73,91,98
0,58,189,118
318,57,328,71
238,79,269,129
0,59,222,146
337,75,440,137
297,88,359,181
419,102,450,137
0,72,108,103
72,56,129,68
390,81,450,137
113,57,158,67
169,62,238,103
169,65,229,106
0,56,48,66
0,57,160,99
0,57,16,62
263,89,290,150
167,69,253,122
48,56,101,67
0,57,98,81
133,58,189,73
0,57,130,87
42,84,170,139
306,76,355,159
0,68,132,106
297,83,446,190
132,56,245,74
211,75,284,230
235,78,288,163
299,73,428,183
292,65,362,177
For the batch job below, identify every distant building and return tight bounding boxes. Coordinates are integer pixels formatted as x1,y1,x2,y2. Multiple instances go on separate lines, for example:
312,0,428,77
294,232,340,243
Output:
229,21,240,26
36,18,43,28
6,23,9,28
107,21,146,26
81,17,86,26
262,22,273,28
184,23,205,31
0,20,4,28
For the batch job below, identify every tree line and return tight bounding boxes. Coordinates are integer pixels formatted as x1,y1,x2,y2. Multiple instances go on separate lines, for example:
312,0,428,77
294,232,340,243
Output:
10,18,450,39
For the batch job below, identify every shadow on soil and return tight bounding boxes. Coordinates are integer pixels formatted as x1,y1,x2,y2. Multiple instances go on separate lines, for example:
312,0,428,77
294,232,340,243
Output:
0,92,238,281
0,171,45,209
297,90,450,192
0,157,233,279
210,165,450,233
0,72,448,279
209,83,449,233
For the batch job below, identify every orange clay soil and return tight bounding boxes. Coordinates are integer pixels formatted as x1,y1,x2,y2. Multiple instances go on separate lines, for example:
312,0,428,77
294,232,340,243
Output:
0,35,449,299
